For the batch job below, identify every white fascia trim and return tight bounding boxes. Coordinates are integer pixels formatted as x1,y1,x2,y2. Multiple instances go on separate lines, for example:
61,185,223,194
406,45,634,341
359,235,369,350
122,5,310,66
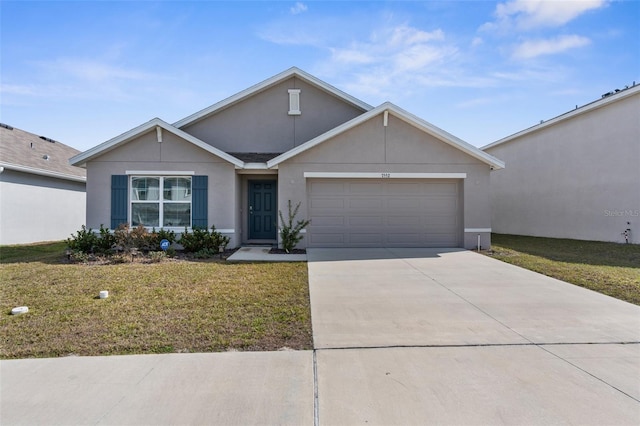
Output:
304,172,467,179
70,118,244,168
482,85,640,151
464,228,492,233
173,67,373,128
268,103,505,170
0,161,86,183
241,162,270,170
126,170,195,175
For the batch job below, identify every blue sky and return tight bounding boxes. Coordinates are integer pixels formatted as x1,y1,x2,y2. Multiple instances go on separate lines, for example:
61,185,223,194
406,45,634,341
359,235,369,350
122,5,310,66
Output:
1,1,638,151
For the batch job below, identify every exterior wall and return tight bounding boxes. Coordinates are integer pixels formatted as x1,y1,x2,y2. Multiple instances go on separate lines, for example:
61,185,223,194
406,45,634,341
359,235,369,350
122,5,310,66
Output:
485,92,640,244
181,77,365,153
277,114,493,249
85,129,239,246
0,169,86,245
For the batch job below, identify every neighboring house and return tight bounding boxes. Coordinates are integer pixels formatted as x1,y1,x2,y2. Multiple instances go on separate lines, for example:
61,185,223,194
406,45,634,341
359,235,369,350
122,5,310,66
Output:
71,68,504,249
0,124,86,245
483,84,640,244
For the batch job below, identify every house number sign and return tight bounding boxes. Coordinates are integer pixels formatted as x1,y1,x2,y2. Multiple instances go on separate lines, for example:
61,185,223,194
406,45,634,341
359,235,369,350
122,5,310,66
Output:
381,173,391,178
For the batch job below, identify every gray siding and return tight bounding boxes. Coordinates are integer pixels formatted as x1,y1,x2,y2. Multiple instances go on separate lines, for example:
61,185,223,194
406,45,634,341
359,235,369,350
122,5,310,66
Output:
0,170,86,245
181,77,365,153
484,91,640,244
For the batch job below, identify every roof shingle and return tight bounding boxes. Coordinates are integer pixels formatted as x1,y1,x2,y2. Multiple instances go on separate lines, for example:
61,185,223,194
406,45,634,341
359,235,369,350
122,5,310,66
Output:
0,125,86,179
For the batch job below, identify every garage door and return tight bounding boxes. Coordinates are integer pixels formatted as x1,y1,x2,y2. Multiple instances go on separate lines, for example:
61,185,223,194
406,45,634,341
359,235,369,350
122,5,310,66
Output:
307,179,462,247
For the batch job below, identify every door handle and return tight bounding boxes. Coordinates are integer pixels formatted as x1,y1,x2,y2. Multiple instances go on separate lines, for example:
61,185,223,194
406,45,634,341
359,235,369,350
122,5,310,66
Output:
249,205,253,215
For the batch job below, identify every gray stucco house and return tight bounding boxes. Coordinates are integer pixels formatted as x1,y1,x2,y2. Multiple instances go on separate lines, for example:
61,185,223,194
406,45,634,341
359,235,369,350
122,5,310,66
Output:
483,84,639,244
0,124,86,245
71,68,504,249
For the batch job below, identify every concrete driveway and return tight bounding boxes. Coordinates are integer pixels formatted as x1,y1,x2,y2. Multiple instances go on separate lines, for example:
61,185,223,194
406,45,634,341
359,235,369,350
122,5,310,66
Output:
308,248,640,425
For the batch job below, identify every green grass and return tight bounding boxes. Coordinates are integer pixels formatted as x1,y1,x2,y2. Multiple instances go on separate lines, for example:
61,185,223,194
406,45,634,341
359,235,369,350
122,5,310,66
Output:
0,242,312,359
487,234,640,305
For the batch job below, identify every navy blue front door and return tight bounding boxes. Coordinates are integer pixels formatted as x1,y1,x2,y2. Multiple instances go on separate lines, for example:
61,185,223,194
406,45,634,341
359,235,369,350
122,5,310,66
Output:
249,180,277,240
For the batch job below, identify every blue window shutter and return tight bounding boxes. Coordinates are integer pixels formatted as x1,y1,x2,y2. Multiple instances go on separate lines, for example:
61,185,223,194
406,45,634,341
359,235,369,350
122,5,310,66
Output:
111,175,128,229
192,175,208,229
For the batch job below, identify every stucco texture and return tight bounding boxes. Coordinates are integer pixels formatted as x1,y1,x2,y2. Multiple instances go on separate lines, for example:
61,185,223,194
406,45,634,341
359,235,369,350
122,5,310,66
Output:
485,90,639,244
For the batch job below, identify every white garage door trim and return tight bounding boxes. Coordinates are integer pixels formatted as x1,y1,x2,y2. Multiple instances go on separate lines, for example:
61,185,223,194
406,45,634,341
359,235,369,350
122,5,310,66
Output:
304,172,467,179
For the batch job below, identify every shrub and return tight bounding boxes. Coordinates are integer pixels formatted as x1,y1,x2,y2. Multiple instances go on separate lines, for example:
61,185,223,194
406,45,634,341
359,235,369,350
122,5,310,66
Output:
113,224,153,253
66,225,99,254
96,225,116,254
180,226,230,253
193,248,219,259
279,200,310,253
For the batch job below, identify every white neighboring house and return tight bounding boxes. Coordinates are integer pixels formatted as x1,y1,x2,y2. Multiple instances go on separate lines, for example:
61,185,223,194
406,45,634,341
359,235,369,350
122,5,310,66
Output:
0,123,86,245
482,84,640,244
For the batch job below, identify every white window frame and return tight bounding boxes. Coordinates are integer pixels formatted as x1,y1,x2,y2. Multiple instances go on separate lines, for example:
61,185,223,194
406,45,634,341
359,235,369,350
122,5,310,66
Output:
129,175,192,229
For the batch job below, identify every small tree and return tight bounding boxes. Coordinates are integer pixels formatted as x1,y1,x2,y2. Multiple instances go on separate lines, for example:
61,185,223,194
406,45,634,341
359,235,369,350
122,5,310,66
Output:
279,200,311,253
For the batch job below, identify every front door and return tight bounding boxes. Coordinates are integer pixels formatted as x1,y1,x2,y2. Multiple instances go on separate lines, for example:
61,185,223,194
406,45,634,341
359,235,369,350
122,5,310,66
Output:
248,180,277,240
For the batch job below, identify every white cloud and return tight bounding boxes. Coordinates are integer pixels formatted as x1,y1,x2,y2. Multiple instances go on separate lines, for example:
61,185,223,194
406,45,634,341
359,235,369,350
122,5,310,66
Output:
290,2,308,15
325,24,458,96
38,58,157,83
484,0,609,31
512,34,591,59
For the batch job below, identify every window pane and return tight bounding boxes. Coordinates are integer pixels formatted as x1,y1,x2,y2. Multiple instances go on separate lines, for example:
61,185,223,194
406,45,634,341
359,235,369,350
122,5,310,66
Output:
132,177,160,201
163,203,191,227
132,203,159,227
163,177,191,201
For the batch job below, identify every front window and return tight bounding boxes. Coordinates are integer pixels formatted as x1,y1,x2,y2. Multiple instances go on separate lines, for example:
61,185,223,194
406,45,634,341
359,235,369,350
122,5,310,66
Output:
131,176,191,227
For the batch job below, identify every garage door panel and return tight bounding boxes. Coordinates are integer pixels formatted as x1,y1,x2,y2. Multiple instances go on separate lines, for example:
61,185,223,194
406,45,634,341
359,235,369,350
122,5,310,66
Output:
387,182,423,194
349,198,384,210
349,216,384,227
309,181,346,195
349,182,384,194
423,182,459,194
308,178,461,248
310,197,345,209
309,233,345,245
388,198,421,209
312,216,345,226
420,197,458,213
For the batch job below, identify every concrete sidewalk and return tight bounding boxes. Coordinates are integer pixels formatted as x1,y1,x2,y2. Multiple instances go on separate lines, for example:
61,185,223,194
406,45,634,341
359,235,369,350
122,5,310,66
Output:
1,351,313,425
309,248,640,425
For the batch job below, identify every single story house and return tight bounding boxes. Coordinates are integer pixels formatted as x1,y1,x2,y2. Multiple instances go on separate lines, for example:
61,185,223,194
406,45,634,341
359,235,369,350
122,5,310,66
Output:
71,68,504,249
483,84,639,244
0,124,86,245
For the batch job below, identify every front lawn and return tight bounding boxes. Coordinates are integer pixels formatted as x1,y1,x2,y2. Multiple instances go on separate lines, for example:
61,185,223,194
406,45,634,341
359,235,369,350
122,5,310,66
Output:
0,242,312,359
486,234,640,305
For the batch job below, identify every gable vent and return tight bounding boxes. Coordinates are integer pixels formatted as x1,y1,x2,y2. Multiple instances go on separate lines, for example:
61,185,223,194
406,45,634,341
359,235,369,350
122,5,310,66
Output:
288,89,301,115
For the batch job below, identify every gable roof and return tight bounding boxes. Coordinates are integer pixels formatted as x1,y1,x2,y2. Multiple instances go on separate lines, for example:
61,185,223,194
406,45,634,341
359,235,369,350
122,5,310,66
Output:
70,118,244,168
0,124,86,182
482,83,640,151
267,102,505,170
172,67,373,129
